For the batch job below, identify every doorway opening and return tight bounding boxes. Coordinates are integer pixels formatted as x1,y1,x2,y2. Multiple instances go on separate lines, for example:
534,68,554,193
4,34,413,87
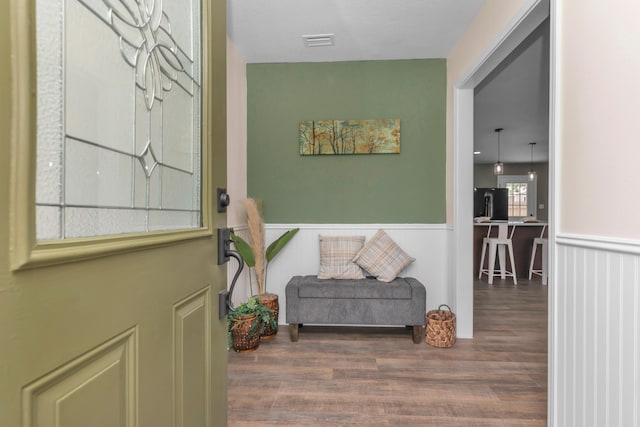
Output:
452,0,550,338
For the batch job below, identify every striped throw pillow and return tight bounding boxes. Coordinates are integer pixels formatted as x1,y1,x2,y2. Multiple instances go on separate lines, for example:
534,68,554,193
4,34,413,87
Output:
318,235,366,280
352,230,415,282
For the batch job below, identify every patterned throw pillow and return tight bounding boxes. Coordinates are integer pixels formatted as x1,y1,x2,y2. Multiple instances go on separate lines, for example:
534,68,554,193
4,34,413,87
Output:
352,230,415,282
318,235,366,280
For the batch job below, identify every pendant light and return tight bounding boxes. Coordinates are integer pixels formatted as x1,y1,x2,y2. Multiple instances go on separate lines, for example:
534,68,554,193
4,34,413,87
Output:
528,142,537,181
493,128,504,175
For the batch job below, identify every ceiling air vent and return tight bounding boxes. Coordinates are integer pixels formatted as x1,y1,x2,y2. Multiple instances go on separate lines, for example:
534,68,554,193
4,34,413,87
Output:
302,34,334,48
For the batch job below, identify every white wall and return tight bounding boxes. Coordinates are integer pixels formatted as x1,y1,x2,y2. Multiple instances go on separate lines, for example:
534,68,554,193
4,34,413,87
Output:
226,38,247,227
446,0,533,224
556,0,640,239
551,0,640,425
230,224,450,325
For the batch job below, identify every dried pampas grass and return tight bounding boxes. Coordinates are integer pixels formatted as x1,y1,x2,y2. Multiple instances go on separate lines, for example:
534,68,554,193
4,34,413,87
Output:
241,198,266,294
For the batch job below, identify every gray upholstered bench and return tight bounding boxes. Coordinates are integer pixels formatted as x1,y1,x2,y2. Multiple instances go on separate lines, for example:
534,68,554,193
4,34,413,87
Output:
285,275,426,343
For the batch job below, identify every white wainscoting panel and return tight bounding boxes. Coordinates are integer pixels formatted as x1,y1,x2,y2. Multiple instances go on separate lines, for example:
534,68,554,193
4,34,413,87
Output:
553,235,639,427
173,287,211,427
228,224,450,328
22,327,137,427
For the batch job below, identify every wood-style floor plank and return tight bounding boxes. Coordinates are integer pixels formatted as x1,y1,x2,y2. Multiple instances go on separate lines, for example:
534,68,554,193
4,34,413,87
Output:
228,278,547,426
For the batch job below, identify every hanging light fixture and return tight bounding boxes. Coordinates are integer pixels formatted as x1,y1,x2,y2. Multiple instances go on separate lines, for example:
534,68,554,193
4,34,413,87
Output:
528,142,537,181
493,128,504,175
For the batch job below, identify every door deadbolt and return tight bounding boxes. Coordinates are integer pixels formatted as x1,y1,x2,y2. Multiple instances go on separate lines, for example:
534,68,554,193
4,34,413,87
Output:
217,188,230,212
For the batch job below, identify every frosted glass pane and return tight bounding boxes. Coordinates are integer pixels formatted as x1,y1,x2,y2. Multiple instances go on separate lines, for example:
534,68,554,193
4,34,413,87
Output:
161,167,192,210
192,170,201,211
135,89,150,156
35,0,202,241
35,1,63,205
36,149,63,205
162,87,194,172
65,0,135,154
192,1,201,82
148,168,162,209
176,45,194,78
135,90,164,162
191,89,202,210
76,0,109,20
176,71,195,95
148,211,192,231
36,206,61,240
65,139,133,207
163,0,194,58
133,163,147,208
65,208,147,238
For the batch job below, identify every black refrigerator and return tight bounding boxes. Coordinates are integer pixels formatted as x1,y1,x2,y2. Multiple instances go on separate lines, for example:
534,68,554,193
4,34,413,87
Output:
473,187,509,220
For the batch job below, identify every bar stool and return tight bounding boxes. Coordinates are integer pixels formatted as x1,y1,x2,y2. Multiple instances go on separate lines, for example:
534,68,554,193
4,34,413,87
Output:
528,225,548,285
478,223,517,285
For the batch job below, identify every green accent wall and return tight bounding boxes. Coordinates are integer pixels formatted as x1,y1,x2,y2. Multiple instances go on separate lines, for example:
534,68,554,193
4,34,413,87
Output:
247,59,446,223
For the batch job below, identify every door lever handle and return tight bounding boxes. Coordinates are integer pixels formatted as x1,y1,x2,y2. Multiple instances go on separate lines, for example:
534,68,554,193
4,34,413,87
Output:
217,228,244,318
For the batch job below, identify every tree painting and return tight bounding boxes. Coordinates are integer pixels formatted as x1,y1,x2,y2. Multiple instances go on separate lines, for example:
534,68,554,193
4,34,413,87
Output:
299,119,400,155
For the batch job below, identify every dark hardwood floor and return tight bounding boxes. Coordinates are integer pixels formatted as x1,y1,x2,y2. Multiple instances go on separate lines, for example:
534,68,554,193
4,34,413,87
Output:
228,278,548,426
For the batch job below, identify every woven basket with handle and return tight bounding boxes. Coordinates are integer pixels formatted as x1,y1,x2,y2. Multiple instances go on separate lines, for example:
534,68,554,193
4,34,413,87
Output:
425,304,456,348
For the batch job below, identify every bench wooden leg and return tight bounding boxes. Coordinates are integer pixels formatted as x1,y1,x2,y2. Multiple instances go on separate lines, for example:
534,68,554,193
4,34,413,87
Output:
289,323,299,342
412,325,423,344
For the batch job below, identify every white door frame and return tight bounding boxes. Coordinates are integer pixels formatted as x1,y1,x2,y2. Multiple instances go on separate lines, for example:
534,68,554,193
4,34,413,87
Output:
453,0,549,338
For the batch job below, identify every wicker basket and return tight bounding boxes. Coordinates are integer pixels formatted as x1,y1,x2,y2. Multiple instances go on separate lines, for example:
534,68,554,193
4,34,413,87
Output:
230,314,260,353
425,304,456,348
256,293,279,340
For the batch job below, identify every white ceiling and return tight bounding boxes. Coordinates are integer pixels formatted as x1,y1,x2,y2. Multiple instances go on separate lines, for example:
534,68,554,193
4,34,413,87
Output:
473,19,550,164
227,0,485,63
227,0,549,164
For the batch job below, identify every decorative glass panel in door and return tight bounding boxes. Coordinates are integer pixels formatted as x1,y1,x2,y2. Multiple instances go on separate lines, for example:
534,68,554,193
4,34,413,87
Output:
36,0,202,240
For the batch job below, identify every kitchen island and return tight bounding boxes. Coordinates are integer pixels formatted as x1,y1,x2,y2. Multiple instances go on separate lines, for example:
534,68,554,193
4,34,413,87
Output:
474,221,547,280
